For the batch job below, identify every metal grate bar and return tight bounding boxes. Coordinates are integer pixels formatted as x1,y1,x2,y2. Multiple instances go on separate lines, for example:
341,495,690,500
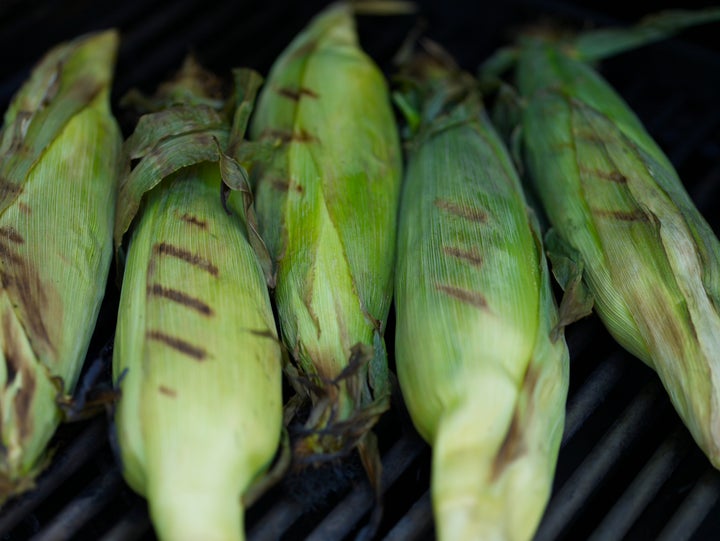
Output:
0,419,108,536
563,320,599,356
100,504,152,541
199,0,291,67
30,469,124,541
246,496,304,541
384,490,433,541
92,0,169,33
115,0,205,58
116,3,236,95
656,470,720,541
561,353,625,447
535,383,661,541
305,433,425,541
247,431,426,541
587,431,689,541
382,490,432,541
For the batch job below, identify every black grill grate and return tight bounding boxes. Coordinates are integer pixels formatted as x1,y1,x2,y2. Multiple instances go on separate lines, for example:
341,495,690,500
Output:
2,1,720,539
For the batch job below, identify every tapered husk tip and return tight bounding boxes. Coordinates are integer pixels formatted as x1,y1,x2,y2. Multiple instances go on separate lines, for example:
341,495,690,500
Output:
432,458,551,541
285,339,391,464
290,394,390,463
60,28,120,107
283,0,357,55
148,484,246,541
3,27,119,129
0,452,53,506
43,27,119,65
315,1,353,21
434,504,543,541
428,398,556,541
704,438,720,470
0,476,33,507
82,27,120,52
90,29,120,75
59,28,120,80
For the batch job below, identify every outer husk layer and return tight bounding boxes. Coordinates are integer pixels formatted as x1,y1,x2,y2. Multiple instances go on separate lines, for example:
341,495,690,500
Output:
113,64,282,541
518,40,720,466
394,58,569,541
0,30,121,501
246,2,402,456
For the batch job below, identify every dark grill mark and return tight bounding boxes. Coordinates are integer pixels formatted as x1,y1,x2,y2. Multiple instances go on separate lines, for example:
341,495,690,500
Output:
593,208,649,222
491,411,525,481
434,198,488,223
276,86,319,101
0,249,57,357
290,40,318,59
549,141,574,152
435,284,488,309
260,129,318,144
522,363,540,398
249,329,278,340
158,385,177,398
0,178,22,199
269,178,289,192
2,312,20,386
147,284,213,316
153,243,218,276
146,330,207,361
4,354,18,386
0,242,24,266
2,310,36,439
179,213,207,229
579,166,628,183
443,246,483,266
574,130,606,145
0,226,24,244
655,306,692,360
270,177,306,194
13,375,35,440
608,171,628,183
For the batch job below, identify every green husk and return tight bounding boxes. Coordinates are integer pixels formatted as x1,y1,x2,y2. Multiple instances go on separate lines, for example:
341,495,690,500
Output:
113,60,283,541
482,10,720,467
239,1,402,469
0,30,121,502
394,50,569,541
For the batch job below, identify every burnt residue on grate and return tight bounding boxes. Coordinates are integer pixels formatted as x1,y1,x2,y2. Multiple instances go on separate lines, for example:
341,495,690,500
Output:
1,0,720,540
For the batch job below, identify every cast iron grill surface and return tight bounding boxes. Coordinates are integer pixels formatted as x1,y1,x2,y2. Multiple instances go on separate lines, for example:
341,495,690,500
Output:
1,0,720,539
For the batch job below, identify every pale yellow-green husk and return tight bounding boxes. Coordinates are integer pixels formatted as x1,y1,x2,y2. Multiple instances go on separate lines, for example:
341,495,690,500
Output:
0,30,121,501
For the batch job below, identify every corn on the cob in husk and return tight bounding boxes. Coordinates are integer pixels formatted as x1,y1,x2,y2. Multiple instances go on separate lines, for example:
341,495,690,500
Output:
0,30,121,501
393,50,569,541
241,2,402,466
113,60,283,541
483,10,720,467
